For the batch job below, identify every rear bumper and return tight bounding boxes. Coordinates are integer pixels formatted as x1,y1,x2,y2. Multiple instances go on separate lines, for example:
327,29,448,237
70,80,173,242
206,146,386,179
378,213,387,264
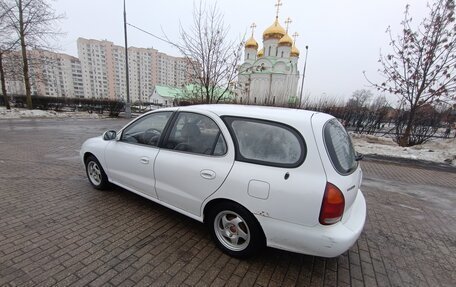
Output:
257,190,366,257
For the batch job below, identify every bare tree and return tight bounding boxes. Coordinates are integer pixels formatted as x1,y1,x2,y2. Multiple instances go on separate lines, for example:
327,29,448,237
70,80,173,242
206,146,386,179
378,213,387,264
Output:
370,95,389,111
167,2,243,104
0,52,8,109
394,102,443,144
0,0,18,109
347,89,373,108
344,89,372,131
366,0,456,146
0,50,14,109
2,0,63,109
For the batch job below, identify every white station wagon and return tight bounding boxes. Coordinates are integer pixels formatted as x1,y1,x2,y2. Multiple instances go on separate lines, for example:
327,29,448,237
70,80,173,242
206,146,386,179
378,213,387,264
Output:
81,104,366,258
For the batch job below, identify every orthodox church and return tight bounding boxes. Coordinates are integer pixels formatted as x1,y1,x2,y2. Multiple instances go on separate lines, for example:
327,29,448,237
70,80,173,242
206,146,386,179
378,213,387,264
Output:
237,1,301,106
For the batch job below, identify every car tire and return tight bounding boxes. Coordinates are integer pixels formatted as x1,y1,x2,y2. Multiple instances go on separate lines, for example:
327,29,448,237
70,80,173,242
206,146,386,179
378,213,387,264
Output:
85,155,109,190
207,201,265,258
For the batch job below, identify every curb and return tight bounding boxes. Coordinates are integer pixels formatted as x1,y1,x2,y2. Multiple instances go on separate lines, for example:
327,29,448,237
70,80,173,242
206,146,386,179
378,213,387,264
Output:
363,154,456,172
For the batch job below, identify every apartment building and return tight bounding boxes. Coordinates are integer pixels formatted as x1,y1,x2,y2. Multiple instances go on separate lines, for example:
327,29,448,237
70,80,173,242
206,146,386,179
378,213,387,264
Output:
127,47,156,103
77,38,195,102
77,39,115,99
2,39,195,101
3,50,83,98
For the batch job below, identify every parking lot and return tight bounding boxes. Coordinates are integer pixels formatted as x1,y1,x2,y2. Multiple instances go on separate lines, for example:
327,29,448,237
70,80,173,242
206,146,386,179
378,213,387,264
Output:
0,118,455,287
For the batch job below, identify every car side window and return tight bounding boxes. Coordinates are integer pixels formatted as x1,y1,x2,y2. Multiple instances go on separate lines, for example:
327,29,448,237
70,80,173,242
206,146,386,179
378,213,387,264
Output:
121,112,172,147
164,112,227,156
224,117,305,167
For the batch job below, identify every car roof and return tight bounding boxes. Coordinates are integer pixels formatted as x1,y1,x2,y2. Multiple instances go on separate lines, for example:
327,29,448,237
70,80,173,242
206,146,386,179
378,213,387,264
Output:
178,104,319,123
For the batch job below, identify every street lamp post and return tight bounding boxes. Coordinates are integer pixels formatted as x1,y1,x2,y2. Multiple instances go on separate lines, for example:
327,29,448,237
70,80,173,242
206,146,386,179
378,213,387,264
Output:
123,0,131,118
299,45,309,106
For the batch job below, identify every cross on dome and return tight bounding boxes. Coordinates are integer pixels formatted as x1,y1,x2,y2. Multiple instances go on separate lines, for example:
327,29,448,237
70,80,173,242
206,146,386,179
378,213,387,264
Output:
285,17,292,33
275,0,282,18
250,23,257,36
292,32,299,43
245,22,259,49
290,32,300,57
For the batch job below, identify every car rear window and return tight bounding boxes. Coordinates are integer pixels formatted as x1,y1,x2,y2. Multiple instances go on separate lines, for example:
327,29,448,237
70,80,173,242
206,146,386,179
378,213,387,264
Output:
324,119,358,174
224,117,305,167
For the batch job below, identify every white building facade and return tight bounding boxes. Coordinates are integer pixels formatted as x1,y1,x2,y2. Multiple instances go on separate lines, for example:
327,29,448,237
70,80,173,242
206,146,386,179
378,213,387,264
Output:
237,16,301,106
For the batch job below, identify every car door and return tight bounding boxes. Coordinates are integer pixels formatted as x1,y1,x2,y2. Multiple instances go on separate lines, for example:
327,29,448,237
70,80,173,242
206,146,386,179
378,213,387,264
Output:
104,111,173,198
154,111,235,216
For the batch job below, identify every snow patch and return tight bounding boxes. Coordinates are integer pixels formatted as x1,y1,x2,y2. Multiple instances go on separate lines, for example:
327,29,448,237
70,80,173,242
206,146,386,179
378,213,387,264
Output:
0,107,101,119
351,133,456,166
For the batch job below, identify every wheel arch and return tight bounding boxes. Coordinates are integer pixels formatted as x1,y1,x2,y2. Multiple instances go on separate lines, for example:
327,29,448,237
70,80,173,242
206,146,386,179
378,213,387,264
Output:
83,152,97,163
202,198,267,240
83,152,110,190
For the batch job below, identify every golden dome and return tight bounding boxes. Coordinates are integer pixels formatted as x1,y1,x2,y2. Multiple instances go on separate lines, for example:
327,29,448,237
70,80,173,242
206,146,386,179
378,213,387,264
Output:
263,17,286,40
278,33,293,47
291,44,300,57
257,48,264,57
245,36,258,49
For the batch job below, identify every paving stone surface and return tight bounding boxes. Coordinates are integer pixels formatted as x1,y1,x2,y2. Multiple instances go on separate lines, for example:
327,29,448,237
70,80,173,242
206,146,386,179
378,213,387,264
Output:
0,118,455,286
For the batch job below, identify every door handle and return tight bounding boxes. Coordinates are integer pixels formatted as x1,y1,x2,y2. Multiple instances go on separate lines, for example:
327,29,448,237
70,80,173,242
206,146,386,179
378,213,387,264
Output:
140,157,149,164
200,169,216,180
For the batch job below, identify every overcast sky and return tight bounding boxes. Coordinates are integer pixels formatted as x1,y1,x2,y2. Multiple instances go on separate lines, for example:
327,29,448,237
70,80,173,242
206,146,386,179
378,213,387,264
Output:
52,0,430,103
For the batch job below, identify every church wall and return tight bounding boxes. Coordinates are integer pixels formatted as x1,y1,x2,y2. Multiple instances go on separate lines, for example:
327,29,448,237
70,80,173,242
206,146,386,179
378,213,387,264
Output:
264,39,279,57
278,46,291,59
249,74,271,104
271,74,289,105
244,48,257,62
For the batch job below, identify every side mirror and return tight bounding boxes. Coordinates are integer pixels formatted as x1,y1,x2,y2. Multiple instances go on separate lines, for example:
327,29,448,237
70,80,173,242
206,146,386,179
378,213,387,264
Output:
355,152,364,161
103,130,117,141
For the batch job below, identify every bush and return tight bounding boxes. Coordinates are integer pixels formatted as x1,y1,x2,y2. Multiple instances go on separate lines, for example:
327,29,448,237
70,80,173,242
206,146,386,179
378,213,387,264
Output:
11,95,125,117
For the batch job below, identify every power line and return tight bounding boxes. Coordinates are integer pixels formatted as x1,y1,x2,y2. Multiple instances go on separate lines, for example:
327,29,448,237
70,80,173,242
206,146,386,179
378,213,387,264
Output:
126,23,175,46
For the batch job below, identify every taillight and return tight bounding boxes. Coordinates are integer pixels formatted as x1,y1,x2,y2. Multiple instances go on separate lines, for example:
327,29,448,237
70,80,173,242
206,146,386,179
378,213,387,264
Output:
319,182,345,225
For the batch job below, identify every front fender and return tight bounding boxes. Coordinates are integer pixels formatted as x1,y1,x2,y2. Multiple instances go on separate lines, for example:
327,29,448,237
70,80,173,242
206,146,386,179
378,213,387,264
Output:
80,136,110,170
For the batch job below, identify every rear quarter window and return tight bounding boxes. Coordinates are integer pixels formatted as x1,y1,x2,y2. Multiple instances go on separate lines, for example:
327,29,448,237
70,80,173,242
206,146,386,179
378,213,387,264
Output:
324,118,358,175
223,117,306,167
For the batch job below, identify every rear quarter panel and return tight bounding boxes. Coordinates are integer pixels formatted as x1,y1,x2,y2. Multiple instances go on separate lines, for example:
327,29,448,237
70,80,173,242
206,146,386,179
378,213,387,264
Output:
310,113,362,214
203,112,328,227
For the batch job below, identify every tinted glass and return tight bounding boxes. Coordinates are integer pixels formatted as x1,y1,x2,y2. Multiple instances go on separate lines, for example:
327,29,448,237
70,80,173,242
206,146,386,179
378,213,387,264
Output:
165,112,227,156
229,119,304,166
121,112,172,146
324,119,358,174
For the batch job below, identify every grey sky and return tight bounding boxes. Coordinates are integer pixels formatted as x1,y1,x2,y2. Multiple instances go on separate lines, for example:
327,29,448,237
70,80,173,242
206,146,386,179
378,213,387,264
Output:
53,0,429,103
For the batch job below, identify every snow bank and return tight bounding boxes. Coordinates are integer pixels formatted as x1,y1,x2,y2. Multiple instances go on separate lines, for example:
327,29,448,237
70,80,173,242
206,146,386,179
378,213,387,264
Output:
351,133,456,166
0,107,101,119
